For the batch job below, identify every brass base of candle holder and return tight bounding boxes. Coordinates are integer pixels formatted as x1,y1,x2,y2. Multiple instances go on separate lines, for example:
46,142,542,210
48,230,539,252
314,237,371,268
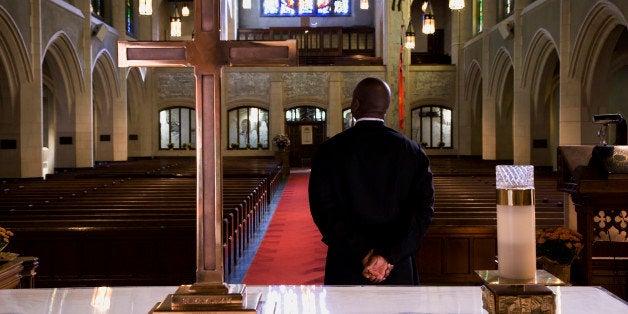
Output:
149,283,263,313
476,270,566,314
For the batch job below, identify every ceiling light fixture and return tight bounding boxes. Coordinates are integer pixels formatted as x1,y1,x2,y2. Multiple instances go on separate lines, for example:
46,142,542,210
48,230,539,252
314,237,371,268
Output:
139,0,152,15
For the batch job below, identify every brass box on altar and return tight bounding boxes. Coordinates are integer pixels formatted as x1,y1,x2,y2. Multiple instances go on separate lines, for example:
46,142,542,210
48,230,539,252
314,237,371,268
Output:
480,284,555,314
149,284,263,313
476,270,564,314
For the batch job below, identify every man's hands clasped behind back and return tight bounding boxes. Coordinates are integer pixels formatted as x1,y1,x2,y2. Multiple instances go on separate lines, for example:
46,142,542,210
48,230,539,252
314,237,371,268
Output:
362,249,394,283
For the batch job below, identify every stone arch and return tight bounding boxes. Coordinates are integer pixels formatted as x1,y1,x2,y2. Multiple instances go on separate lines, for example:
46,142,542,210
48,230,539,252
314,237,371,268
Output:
521,30,560,167
569,1,627,120
44,32,85,97
0,7,32,95
464,60,483,156
42,33,84,170
93,51,121,98
521,29,558,92
465,60,483,121
489,48,514,160
488,48,513,100
92,52,121,161
0,7,32,177
126,67,149,157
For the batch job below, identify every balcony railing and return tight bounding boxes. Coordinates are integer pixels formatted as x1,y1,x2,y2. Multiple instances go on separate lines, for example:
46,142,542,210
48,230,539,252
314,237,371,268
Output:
237,27,451,66
238,27,381,66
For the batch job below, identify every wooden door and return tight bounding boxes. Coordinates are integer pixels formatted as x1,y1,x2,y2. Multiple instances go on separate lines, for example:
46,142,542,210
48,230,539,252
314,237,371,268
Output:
285,121,326,167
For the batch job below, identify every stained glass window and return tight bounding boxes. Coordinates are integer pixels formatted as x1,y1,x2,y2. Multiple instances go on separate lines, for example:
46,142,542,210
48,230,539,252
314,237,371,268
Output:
477,0,483,33
411,106,452,149
227,107,269,149
125,0,136,36
342,108,354,130
285,107,326,122
91,0,105,18
159,107,196,149
505,0,514,16
262,0,351,17
498,0,514,20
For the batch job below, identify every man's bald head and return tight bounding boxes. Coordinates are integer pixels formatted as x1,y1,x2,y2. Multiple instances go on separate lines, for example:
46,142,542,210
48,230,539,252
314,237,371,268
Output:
351,77,391,120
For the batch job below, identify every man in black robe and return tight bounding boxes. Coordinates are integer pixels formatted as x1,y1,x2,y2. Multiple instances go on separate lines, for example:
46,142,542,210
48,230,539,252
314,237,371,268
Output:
308,77,434,285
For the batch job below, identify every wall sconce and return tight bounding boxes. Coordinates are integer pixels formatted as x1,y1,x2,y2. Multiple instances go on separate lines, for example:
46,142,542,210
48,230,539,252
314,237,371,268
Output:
242,0,252,10
170,4,182,37
449,0,465,11
139,0,152,15
422,1,435,35
405,22,415,49
181,2,190,17
360,0,369,10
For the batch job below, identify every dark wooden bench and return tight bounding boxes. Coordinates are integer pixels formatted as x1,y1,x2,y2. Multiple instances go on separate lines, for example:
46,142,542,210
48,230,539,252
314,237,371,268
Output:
1,156,285,286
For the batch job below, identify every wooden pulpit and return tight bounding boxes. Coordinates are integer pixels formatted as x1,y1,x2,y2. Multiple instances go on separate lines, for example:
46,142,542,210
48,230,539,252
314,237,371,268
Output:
118,1,296,312
557,145,628,300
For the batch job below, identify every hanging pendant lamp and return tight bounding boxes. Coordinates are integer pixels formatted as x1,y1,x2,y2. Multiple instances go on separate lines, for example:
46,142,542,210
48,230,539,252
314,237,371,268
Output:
405,22,416,49
139,0,152,15
449,0,465,11
360,0,369,10
170,5,182,37
422,1,435,35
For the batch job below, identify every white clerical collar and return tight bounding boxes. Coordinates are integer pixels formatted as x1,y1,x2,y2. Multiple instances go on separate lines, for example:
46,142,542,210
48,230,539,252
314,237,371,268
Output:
355,117,384,123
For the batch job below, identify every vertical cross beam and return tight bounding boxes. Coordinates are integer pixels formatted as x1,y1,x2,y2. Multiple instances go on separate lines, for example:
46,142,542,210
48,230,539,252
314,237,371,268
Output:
119,1,296,311
119,0,260,312
119,0,225,285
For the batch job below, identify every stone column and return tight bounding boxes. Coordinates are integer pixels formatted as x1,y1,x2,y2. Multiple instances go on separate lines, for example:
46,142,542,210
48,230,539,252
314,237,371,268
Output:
327,72,343,137
20,0,44,178
386,3,404,132
112,82,128,161
482,1,497,160
74,91,94,168
512,0,532,164
452,4,471,155
559,0,581,145
269,72,285,137
75,0,94,168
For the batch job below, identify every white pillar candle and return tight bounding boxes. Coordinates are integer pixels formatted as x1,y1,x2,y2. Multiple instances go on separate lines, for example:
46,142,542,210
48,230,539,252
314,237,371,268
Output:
496,165,536,282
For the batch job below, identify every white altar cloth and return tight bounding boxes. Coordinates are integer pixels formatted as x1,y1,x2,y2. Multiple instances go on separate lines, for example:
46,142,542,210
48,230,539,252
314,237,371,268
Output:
0,285,626,313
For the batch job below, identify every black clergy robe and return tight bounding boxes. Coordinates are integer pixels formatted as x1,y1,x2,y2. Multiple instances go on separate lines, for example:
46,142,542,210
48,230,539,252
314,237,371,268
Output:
308,120,435,285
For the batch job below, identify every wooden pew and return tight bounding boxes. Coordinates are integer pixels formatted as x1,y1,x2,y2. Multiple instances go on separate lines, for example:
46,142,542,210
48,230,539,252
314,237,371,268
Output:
1,156,283,286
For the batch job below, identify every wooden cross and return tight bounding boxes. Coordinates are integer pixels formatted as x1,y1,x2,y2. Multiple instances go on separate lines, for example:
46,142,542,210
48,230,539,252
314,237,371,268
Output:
118,1,295,312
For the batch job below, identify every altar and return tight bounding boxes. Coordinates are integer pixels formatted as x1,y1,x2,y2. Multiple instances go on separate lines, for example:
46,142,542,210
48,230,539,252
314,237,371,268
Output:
0,285,626,313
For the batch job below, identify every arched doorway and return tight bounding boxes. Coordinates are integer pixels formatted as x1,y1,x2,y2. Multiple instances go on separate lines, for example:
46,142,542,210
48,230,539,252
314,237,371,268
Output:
285,106,327,167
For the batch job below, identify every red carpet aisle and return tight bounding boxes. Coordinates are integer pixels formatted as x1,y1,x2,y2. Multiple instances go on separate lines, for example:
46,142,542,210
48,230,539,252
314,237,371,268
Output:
243,171,326,285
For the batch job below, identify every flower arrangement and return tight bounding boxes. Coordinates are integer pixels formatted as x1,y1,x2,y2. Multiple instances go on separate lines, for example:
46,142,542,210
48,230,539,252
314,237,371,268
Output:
536,227,583,265
273,134,290,149
0,227,14,252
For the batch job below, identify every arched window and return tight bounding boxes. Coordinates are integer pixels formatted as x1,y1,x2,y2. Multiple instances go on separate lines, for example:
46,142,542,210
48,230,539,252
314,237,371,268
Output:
342,108,354,130
262,0,351,17
476,0,484,34
285,106,326,122
411,105,452,149
227,107,269,149
125,0,136,36
497,0,514,21
91,0,105,18
159,107,196,150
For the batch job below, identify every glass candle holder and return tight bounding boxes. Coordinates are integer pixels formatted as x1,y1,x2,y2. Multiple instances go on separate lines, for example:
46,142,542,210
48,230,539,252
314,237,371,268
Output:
496,165,536,282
